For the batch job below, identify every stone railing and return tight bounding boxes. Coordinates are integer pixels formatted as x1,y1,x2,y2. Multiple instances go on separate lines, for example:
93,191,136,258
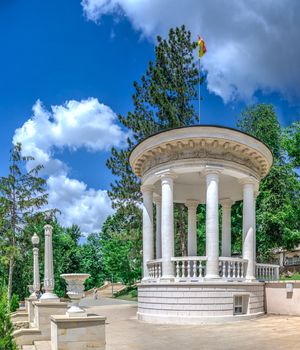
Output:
256,263,280,281
171,256,207,279
147,259,162,279
219,257,247,280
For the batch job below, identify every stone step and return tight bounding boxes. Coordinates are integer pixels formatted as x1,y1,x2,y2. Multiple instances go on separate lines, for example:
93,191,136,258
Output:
33,341,51,350
22,346,35,350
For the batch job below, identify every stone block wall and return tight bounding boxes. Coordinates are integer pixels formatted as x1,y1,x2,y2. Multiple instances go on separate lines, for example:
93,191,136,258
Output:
138,282,264,324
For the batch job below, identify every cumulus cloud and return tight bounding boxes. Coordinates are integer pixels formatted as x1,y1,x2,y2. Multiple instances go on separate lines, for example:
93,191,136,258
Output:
13,98,127,234
82,0,300,103
47,175,114,234
13,98,126,175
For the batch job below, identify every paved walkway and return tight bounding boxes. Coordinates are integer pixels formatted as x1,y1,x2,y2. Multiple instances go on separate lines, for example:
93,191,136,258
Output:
87,300,300,350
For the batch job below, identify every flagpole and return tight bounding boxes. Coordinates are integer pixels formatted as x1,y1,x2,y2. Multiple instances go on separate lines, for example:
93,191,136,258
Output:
198,58,201,124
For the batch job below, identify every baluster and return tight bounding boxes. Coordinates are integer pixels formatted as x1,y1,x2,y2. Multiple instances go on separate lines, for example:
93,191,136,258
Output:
187,261,191,278
181,261,184,278
176,261,179,278
199,260,203,277
193,260,197,278
222,261,226,278
158,263,161,278
233,261,236,278
237,262,240,278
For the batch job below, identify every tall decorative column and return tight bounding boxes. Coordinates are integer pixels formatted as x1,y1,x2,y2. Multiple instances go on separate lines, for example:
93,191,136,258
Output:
186,200,198,256
205,169,220,279
141,185,154,279
154,194,162,259
40,224,59,301
240,177,257,281
220,199,234,257
253,191,259,265
31,233,40,297
161,172,176,279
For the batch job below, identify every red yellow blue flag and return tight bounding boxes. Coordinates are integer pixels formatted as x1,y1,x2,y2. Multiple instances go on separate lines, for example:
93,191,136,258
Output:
198,36,206,58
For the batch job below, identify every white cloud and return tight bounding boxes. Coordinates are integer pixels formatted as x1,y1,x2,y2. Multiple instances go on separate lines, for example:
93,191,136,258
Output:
47,175,114,234
13,98,126,175
13,98,127,234
82,0,300,103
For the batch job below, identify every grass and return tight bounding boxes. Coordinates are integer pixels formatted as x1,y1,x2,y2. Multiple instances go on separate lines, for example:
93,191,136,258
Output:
280,272,300,281
114,286,138,302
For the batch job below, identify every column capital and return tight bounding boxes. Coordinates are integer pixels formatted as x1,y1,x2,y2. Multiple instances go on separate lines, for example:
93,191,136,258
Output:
44,224,53,236
220,198,235,208
156,170,177,180
140,185,154,194
202,166,223,177
185,199,199,209
153,194,161,205
239,176,259,186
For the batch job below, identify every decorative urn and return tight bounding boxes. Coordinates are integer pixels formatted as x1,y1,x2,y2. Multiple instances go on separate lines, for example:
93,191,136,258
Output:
60,273,90,317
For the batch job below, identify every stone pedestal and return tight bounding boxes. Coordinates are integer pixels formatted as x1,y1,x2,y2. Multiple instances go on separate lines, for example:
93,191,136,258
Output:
26,297,36,324
51,315,106,350
33,301,68,340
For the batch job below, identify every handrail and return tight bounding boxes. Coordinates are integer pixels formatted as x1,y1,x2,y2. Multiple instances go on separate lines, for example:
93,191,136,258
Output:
171,256,207,261
256,263,279,268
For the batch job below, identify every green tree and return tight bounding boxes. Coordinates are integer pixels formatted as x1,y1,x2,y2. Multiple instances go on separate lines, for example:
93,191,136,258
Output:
282,120,300,168
0,289,17,350
99,208,143,285
107,25,199,209
237,104,300,259
0,143,48,301
80,232,104,290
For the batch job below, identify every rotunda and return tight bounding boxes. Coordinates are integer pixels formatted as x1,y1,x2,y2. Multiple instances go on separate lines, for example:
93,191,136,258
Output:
130,125,279,324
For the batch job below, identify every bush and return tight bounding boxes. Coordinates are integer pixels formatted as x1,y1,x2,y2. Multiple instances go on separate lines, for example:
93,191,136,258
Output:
0,290,17,350
10,294,19,313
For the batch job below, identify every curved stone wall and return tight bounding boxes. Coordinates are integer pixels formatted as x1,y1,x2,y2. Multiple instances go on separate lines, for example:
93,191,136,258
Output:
138,282,264,324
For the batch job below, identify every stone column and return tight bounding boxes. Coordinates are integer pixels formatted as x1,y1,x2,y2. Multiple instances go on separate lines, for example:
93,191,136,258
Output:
141,185,154,279
205,169,220,279
161,172,176,279
32,233,40,296
40,224,59,301
186,200,198,256
253,191,259,264
220,199,234,257
240,177,257,281
154,194,162,259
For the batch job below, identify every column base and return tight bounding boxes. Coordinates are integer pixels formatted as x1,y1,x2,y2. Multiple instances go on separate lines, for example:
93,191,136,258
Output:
160,276,175,283
40,292,59,302
205,274,221,280
245,276,257,282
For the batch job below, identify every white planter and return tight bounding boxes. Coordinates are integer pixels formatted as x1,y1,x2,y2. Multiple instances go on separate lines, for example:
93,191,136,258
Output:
60,273,90,317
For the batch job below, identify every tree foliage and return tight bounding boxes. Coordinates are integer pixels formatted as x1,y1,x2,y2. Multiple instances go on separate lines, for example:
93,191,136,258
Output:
0,288,17,350
237,104,300,259
107,25,199,208
0,143,48,301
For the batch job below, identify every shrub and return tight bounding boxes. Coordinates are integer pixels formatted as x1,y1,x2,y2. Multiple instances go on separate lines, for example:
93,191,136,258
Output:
0,290,17,350
10,294,19,313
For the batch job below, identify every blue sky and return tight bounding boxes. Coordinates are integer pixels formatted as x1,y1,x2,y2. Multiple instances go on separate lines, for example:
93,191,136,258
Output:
0,0,299,234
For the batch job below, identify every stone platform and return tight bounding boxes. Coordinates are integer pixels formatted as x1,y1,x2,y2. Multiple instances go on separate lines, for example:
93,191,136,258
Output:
137,282,264,324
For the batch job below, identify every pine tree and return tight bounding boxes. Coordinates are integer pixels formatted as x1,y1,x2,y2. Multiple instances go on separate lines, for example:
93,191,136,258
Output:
107,25,200,209
0,143,48,301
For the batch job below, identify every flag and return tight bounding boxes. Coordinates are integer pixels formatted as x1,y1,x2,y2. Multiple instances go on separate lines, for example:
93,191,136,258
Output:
198,36,206,58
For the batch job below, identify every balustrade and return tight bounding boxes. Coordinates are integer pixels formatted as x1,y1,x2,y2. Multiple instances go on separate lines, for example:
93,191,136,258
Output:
171,257,207,279
146,258,279,282
219,257,247,279
256,263,279,281
147,259,162,279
